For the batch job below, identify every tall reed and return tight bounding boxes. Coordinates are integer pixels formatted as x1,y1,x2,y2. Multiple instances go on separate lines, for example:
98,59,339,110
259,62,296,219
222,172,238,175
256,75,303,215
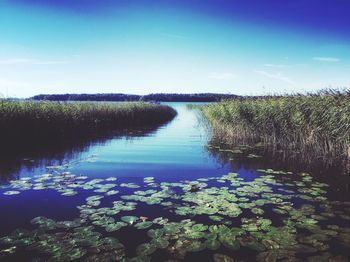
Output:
0,101,176,140
200,90,350,164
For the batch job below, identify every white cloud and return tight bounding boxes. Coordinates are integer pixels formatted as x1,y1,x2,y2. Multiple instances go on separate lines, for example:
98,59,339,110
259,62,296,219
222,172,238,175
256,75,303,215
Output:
0,58,68,65
208,72,237,80
34,60,68,65
254,70,294,84
264,64,290,68
312,57,340,62
0,58,31,65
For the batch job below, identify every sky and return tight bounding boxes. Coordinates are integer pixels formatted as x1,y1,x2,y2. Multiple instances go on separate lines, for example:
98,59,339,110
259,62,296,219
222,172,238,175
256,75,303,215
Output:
0,0,349,98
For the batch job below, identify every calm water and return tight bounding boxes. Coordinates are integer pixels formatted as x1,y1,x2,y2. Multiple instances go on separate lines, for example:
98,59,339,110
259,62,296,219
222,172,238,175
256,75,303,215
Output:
0,103,349,261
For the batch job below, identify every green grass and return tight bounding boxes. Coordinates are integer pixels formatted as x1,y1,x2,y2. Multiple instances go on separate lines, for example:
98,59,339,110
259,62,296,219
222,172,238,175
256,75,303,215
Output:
200,90,350,163
0,101,176,140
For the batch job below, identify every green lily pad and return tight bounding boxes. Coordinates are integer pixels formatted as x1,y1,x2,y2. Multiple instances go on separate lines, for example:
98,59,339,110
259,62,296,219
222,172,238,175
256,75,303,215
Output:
61,190,78,196
105,222,127,232
121,216,139,224
105,177,117,181
106,190,119,196
252,208,264,215
209,215,224,222
136,243,157,256
150,238,169,249
205,239,220,250
135,221,153,230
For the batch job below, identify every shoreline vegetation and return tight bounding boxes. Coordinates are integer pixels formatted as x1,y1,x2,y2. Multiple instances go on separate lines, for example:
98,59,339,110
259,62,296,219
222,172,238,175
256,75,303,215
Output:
0,101,177,141
199,90,350,170
30,93,239,102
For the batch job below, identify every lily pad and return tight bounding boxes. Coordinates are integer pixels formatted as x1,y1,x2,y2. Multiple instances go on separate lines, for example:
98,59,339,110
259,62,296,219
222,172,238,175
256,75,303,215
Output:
121,216,139,224
3,191,20,196
135,221,153,230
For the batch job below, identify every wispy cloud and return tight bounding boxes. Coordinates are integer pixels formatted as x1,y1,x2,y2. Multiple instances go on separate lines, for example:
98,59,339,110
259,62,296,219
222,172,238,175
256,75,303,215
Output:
254,70,294,84
209,72,236,80
312,57,340,62
0,58,68,65
264,63,290,68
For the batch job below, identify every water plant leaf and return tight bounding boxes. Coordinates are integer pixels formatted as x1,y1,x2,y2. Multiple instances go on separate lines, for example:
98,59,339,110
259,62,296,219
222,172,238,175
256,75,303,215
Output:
209,215,224,222
135,221,153,230
136,243,157,256
205,239,220,250
105,222,126,232
106,190,119,196
61,190,78,196
121,216,139,224
3,191,20,196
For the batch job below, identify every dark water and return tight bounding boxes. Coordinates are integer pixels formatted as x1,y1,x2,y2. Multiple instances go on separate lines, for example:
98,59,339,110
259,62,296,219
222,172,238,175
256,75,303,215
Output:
0,103,349,262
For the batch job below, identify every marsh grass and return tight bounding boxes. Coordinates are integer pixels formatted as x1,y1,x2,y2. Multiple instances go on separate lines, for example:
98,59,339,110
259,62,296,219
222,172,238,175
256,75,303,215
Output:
0,101,176,141
200,90,350,166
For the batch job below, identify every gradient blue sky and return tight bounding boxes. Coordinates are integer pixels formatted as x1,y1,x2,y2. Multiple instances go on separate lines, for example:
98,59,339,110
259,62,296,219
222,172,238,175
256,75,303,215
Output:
0,0,349,97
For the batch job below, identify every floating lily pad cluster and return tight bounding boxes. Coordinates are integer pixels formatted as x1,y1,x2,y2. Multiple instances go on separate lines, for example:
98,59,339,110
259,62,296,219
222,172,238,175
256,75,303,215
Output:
1,171,122,197
0,217,125,261
1,164,350,261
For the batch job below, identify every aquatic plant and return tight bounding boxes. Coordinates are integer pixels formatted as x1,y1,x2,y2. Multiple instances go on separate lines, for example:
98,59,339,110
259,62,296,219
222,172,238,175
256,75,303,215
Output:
1,164,350,261
0,101,177,141
200,90,350,166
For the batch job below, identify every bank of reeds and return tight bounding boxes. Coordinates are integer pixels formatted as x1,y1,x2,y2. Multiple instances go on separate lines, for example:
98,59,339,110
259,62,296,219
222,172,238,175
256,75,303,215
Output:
0,101,176,141
200,90,350,165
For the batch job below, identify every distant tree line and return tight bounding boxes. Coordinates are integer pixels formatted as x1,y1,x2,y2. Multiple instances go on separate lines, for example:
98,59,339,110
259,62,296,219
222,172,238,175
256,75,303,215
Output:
31,93,140,101
31,93,240,102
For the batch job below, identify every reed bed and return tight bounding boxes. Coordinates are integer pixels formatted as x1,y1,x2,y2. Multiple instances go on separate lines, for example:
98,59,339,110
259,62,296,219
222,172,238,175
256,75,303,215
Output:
200,90,350,164
0,101,176,140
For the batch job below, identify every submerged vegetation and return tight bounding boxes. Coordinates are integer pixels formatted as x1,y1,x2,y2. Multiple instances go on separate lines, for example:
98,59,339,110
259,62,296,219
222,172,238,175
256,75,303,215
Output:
200,90,350,167
0,101,176,141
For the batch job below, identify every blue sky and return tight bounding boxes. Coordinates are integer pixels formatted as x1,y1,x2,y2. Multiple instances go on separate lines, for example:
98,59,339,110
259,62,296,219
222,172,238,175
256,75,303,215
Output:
0,0,349,97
